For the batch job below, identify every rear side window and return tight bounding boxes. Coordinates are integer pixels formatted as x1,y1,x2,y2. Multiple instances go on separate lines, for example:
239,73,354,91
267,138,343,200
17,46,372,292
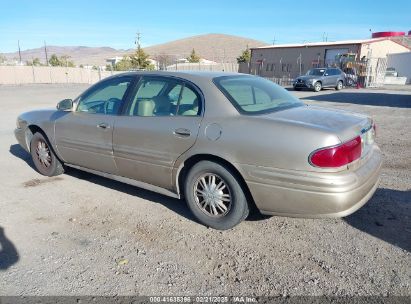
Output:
214,76,302,115
327,69,341,76
126,76,201,117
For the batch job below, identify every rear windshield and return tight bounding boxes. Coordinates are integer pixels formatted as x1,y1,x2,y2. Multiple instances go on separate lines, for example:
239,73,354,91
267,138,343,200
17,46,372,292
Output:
213,76,303,115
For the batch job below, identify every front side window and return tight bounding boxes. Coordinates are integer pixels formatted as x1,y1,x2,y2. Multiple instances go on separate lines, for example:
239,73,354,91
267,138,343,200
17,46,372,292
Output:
214,76,303,115
77,77,133,115
126,76,201,117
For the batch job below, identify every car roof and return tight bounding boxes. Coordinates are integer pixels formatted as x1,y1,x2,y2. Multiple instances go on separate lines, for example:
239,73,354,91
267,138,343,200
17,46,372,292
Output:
106,70,248,82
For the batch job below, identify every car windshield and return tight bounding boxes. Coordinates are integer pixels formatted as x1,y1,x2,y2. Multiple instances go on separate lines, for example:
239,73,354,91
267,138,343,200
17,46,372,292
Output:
214,76,303,115
306,69,325,76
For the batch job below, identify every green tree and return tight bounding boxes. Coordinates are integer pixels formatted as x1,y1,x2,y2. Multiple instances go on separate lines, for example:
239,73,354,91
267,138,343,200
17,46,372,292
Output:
114,56,133,71
26,57,41,66
0,54,7,64
49,54,75,67
32,57,41,66
49,54,62,66
60,55,75,67
130,46,151,69
237,46,251,63
187,48,200,63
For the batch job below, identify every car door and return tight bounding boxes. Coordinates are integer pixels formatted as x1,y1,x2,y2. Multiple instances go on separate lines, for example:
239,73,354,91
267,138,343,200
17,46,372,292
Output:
54,76,134,174
113,76,203,191
322,68,334,87
329,69,340,87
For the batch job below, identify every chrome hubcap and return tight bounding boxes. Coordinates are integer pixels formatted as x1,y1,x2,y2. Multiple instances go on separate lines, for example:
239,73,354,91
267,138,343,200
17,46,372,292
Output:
193,173,232,217
36,140,51,168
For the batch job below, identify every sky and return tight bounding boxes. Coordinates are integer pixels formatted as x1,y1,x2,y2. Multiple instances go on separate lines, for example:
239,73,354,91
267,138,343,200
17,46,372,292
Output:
1,0,410,53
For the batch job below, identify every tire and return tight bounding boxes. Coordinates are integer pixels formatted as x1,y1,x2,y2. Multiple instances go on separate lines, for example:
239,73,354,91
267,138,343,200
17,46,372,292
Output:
336,80,343,90
30,132,64,177
346,78,354,87
313,82,322,92
184,161,249,230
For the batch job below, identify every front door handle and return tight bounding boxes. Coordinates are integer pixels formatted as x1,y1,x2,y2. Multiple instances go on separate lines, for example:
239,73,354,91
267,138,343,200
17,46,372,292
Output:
174,128,191,137
97,123,110,129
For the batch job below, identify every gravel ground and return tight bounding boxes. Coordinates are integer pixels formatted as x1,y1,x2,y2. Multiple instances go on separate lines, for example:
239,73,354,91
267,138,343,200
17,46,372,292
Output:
0,84,410,296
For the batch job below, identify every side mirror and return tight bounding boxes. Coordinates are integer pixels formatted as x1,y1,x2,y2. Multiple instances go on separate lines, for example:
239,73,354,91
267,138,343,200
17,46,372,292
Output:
57,99,73,111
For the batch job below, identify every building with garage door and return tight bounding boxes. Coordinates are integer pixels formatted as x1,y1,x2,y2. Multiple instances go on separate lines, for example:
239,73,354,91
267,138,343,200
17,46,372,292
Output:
247,37,410,79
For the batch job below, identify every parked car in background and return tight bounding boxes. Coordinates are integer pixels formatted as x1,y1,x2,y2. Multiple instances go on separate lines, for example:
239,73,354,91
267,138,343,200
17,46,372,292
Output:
15,71,381,230
294,68,345,92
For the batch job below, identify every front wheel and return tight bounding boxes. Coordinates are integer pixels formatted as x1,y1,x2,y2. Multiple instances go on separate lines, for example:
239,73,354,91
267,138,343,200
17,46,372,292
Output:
30,132,64,177
336,80,343,90
184,161,249,230
313,82,322,92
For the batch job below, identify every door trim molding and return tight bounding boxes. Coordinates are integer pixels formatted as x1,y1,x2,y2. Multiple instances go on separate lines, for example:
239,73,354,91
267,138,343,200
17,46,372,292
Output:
65,163,180,199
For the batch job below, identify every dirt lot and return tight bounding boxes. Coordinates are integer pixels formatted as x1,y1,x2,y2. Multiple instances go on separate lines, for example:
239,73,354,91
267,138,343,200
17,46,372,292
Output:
0,84,410,296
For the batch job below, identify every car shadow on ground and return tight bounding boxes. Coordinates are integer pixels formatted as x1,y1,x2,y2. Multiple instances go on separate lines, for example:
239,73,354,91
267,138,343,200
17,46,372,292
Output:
0,226,19,270
344,188,411,252
9,144,35,170
66,168,198,223
301,92,411,108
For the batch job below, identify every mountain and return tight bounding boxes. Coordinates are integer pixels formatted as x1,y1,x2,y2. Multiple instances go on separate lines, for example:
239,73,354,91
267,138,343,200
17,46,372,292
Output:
2,33,268,66
3,45,129,66
144,33,267,62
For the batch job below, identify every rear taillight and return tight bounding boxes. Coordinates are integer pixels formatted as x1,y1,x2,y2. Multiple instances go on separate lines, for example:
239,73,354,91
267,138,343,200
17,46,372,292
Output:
309,136,362,168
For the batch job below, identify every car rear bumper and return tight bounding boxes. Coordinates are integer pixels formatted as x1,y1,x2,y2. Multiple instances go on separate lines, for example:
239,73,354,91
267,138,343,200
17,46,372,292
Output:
14,128,30,152
238,145,382,218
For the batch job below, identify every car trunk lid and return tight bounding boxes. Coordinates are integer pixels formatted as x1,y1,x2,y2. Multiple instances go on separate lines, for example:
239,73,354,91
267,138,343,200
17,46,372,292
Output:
263,105,374,158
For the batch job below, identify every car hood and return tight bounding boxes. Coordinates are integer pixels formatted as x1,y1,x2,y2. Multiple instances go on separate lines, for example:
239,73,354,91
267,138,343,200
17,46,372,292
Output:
262,105,372,142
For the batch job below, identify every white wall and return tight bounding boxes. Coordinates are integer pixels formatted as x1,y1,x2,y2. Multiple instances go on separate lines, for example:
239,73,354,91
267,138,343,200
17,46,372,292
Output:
387,52,411,84
0,66,123,85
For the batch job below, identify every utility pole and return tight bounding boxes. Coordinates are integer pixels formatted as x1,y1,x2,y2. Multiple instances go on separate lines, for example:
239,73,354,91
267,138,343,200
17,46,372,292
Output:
135,31,141,70
44,41,49,66
135,31,141,49
18,40,22,64
272,36,276,45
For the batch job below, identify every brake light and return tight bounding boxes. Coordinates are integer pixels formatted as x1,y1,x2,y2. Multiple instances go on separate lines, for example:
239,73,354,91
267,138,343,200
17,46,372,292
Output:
309,136,362,168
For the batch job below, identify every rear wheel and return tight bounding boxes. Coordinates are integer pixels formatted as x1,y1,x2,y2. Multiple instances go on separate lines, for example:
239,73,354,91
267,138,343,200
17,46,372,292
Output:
184,161,249,230
336,80,343,90
313,82,322,92
30,132,64,177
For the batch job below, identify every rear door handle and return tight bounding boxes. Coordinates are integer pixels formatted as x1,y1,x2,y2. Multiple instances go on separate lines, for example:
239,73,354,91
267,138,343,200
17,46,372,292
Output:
173,128,191,137
97,123,110,129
